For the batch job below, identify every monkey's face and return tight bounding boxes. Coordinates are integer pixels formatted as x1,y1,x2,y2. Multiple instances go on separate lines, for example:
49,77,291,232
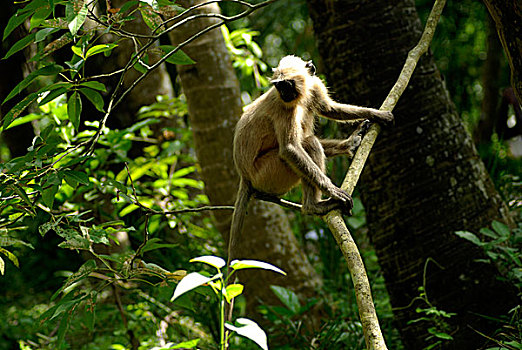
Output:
271,78,298,102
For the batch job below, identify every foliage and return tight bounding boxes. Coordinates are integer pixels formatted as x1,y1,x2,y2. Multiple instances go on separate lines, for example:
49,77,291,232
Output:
455,220,522,349
171,256,286,350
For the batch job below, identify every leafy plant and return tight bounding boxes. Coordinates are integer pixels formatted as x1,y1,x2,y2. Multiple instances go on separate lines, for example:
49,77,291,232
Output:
171,256,286,350
456,220,522,349
404,259,457,350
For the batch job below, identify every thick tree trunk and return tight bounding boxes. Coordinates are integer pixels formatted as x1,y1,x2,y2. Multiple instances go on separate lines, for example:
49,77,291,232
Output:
0,6,35,157
474,16,503,144
482,0,522,105
169,0,322,319
307,0,518,349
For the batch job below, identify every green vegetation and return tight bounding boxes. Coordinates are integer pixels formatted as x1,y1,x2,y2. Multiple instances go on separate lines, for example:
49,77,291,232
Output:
1,0,520,349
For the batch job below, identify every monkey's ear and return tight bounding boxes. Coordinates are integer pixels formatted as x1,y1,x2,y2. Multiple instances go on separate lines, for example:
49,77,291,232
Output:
305,60,316,75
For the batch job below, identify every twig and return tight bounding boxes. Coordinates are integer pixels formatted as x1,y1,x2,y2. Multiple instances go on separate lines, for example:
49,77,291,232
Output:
322,0,447,349
87,0,279,152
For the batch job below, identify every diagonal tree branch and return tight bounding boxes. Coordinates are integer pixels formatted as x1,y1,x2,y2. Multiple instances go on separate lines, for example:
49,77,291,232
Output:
322,0,447,349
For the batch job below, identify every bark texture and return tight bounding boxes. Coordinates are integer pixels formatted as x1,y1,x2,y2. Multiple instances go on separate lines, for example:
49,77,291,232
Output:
483,0,522,104
307,0,518,349
169,0,322,317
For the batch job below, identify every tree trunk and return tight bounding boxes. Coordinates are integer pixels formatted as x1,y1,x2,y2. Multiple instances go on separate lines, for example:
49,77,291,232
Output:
474,16,503,144
307,0,518,349
483,0,522,105
168,0,322,319
0,5,35,157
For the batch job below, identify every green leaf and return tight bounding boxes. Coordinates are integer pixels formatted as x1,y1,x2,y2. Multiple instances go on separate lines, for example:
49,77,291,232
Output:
171,272,213,301
479,227,498,239
3,63,64,104
12,184,34,209
139,238,177,254
159,45,195,65
428,327,453,340
67,1,88,36
190,255,226,269
85,44,117,58
230,259,286,275
38,87,68,106
491,220,510,237
455,231,483,246
35,27,59,43
63,260,97,293
1,93,39,131
42,185,59,208
79,88,105,112
63,169,90,185
79,81,107,91
3,32,36,60
0,236,34,249
224,283,244,304
170,339,200,349
3,10,33,41
30,6,53,29
225,318,268,350
0,256,4,275
0,247,19,268
139,3,163,31
270,286,301,314
71,45,84,59
67,91,82,131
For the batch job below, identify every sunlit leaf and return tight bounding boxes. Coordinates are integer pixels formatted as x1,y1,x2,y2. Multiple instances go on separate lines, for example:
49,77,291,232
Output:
230,259,286,275
85,44,118,58
71,45,84,59
171,272,213,301
224,283,244,303
190,255,226,269
225,318,268,350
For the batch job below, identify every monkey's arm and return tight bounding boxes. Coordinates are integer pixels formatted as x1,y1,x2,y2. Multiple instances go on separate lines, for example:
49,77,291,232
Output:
310,78,393,124
320,119,370,158
274,112,351,203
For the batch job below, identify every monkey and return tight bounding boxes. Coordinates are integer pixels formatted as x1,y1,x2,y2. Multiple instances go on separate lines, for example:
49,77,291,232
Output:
227,55,393,263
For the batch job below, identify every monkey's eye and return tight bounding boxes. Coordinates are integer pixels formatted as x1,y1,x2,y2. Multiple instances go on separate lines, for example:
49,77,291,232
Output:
305,61,316,75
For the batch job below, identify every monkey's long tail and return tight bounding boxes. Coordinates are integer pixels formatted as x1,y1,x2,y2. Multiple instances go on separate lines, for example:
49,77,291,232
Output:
226,179,252,322
227,179,252,266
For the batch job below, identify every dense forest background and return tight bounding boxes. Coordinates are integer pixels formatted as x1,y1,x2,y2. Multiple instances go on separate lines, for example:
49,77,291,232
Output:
0,0,520,349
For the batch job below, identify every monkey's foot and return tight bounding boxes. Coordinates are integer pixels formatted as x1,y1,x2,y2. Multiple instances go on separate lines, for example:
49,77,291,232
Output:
303,197,353,216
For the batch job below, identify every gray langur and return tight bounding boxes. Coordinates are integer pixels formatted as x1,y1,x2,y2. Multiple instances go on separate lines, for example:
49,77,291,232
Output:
228,55,393,262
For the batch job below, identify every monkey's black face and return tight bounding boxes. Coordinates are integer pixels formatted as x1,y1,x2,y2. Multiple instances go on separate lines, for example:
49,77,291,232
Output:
272,79,298,102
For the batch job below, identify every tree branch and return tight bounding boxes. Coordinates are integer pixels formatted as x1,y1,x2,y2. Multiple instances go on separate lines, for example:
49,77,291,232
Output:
322,0,447,349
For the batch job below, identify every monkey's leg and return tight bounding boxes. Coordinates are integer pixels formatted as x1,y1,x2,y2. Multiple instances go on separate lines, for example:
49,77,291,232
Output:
321,120,371,158
253,191,302,211
301,136,353,215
